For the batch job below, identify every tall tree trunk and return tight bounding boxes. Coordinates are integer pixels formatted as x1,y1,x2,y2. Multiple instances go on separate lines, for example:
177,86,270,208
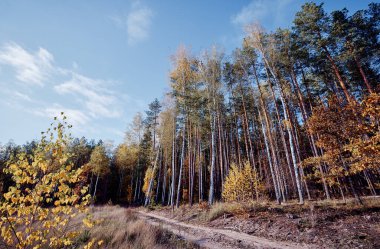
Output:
354,56,373,94
208,115,216,205
170,118,176,208
217,112,225,190
258,109,281,203
239,82,256,169
93,173,100,199
145,146,161,206
277,77,304,204
265,69,295,191
176,123,186,208
298,67,331,199
89,172,94,196
118,171,124,199
162,159,168,205
134,172,139,203
199,141,203,202
323,46,353,104
155,150,163,204
253,66,282,203
260,56,303,204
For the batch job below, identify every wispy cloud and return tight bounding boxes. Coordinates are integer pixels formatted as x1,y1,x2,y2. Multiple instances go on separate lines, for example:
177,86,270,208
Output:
54,73,121,118
127,4,153,44
0,42,127,135
231,0,296,29
109,1,153,45
13,91,32,102
33,104,90,127
0,42,53,86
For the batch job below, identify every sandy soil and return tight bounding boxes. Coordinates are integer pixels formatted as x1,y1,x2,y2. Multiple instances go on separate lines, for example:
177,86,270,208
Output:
139,198,380,249
138,211,312,249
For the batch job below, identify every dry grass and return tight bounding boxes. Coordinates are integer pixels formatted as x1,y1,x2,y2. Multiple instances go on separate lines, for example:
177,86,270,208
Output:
71,205,195,249
162,196,380,223
200,202,246,221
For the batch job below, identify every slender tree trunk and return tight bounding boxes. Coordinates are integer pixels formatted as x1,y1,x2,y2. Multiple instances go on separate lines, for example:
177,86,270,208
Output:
253,66,282,203
363,170,377,196
217,112,225,190
258,109,281,203
155,150,163,204
89,172,94,196
170,118,176,208
199,141,203,202
145,146,161,206
176,123,186,208
239,82,256,169
167,178,172,206
261,59,304,204
278,78,304,204
297,67,330,199
93,173,100,199
339,153,362,205
118,171,124,198
354,56,373,94
162,159,168,205
323,46,353,104
265,69,295,190
208,115,216,205
134,172,139,203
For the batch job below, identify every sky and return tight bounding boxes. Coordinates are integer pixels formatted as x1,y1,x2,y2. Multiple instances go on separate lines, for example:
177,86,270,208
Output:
0,0,374,145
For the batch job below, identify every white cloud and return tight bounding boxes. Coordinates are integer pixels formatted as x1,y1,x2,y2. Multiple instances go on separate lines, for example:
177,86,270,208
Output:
0,43,53,86
109,2,153,45
0,42,136,143
0,42,123,120
231,0,295,28
127,5,153,44
33,104,90,127
13,91,32,102
54,73,121,118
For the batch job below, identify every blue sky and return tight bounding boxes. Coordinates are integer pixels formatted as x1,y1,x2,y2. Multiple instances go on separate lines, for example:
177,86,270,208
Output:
0,0,373,145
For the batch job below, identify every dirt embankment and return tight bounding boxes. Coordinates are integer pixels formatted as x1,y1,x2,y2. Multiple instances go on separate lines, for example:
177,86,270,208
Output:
138,210,310,249
140,198,380,249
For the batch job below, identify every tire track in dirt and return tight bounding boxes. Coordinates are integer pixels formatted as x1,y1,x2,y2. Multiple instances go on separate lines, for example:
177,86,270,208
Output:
138,211,314,249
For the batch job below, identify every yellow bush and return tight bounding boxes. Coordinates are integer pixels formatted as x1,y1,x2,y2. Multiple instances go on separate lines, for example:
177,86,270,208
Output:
142,167,154,196
222,161,263,202
0,114,95,248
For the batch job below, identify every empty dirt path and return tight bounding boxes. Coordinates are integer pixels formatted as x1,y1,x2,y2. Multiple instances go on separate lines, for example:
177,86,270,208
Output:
137,211,314,249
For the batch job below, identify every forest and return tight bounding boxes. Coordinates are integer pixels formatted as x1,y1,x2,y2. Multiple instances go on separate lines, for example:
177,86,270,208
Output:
0,2,379,249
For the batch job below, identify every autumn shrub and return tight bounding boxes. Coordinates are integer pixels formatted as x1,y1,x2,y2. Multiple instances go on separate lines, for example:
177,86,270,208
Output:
0,114,96,248
303,93,380,195
222,161,263,202
142,167,154,195
143,167,157,207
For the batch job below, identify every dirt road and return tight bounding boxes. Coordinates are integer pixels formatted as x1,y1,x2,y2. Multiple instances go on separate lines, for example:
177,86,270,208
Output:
138,211,314,249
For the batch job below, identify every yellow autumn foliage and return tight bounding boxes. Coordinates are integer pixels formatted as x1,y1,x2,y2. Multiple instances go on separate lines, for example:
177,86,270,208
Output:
222,161,263,202
0,114,95,248
142,167,154,196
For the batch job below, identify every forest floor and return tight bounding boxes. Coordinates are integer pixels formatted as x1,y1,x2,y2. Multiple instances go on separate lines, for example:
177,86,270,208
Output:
137,196,380,249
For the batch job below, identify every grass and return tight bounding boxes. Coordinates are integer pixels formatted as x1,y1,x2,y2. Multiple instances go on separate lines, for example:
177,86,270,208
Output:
71,205,197,249
199,202,242,221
